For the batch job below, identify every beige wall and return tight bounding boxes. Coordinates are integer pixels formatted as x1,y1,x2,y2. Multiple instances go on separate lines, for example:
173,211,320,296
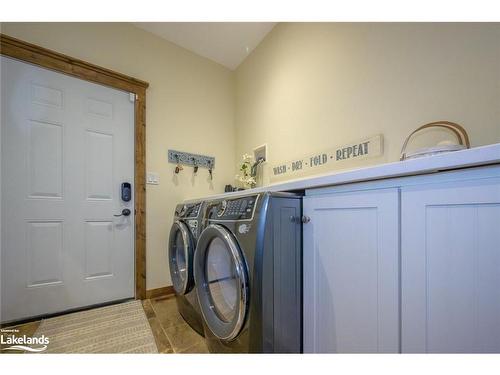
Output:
235,23,500,184
1,23,236,290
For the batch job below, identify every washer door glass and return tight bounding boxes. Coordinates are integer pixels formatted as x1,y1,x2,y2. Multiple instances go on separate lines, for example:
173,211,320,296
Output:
168,221,193,295
195,224,248,341
206,237,239,322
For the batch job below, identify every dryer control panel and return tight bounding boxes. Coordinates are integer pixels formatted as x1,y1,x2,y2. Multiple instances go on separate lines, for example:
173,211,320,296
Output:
215,195,258,220
176,202,202,218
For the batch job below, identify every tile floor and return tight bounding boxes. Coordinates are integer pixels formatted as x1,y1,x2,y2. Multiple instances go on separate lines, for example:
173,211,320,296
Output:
0,295,208,354
143,295,208,353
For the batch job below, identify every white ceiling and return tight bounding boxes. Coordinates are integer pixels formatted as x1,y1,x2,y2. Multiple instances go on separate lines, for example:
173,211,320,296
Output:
132,22,276,70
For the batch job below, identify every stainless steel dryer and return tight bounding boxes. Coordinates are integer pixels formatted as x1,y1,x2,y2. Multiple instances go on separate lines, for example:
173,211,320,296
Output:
194,192,302,352
168,201,205,336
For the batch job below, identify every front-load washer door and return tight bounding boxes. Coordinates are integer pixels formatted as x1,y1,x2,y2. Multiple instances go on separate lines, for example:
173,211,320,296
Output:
168,220,194,295
194,224,249,341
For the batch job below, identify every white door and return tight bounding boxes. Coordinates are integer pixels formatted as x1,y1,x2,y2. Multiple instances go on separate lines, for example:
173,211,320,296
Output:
1,56,135,323
401,176,500,353
303,188,399,353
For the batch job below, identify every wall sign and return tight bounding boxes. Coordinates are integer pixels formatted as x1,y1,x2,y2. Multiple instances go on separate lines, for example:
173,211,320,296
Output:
270,134,384,181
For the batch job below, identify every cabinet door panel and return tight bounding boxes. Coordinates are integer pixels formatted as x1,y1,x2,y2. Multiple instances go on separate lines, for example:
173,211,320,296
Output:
402,177,500,353
303,188,399,353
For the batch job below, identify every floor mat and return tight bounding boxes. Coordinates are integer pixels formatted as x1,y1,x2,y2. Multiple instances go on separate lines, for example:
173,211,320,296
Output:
32,300,158,353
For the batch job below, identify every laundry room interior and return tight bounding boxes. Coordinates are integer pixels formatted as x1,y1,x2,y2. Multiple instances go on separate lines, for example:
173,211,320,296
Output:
2,2,500,370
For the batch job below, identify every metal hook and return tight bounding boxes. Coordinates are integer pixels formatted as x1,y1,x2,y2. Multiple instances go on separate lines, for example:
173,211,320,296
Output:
192,158,199,174
207,160,213,180
174,154,183,174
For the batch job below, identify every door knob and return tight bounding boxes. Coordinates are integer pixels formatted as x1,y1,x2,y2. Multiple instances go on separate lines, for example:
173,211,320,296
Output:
114,208,131,217
301,215,311,224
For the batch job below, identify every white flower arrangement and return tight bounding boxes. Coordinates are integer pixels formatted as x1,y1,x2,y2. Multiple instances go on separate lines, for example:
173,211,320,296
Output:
235,153,256,188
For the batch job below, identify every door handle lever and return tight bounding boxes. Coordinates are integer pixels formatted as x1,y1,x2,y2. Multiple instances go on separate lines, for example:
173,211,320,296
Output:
114,208,131,217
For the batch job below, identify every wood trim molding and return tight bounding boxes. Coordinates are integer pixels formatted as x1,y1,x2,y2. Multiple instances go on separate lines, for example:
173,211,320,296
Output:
146,286,175,300
134,91,147,300
0,34,149,92
1,33,149,300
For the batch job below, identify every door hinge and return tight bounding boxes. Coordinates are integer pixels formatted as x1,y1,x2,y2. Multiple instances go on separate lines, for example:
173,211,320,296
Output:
129,93,137,103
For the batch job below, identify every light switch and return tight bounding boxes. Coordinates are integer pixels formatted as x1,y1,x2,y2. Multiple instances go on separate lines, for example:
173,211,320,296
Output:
146,172,160,185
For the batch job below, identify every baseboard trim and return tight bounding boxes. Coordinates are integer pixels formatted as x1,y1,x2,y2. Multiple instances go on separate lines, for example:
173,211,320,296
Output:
145,286,175,299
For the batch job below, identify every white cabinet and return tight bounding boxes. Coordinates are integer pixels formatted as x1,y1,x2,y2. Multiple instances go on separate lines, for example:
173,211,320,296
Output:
303,188,400,353
401,176,500,353
304,166,500,353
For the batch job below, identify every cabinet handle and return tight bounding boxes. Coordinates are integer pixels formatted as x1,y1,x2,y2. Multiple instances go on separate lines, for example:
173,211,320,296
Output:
301,215,311,224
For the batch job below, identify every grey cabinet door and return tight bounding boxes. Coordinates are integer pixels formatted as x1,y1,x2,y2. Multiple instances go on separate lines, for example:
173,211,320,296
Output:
401,177,500,353
303,188,400,353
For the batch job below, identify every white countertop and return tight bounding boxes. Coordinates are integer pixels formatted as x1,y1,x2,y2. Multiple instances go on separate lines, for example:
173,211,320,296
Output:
185,143,500,203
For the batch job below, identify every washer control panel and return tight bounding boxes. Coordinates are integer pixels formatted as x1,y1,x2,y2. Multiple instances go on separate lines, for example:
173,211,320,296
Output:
216,195,258,220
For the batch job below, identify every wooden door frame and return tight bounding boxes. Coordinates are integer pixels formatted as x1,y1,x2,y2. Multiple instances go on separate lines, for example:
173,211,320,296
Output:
0,34,149,300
